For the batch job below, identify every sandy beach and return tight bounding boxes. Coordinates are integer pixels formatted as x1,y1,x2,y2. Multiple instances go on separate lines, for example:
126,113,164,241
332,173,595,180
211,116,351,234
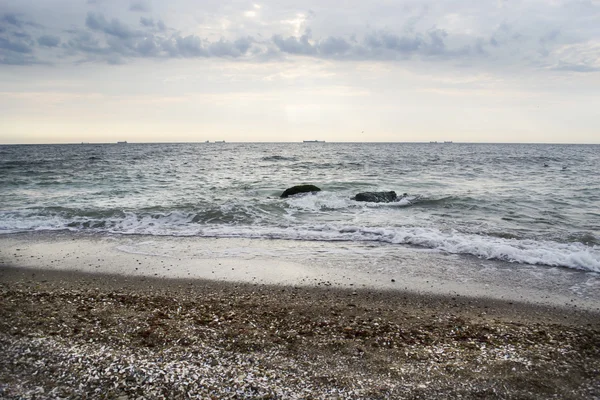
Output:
1,234,599,399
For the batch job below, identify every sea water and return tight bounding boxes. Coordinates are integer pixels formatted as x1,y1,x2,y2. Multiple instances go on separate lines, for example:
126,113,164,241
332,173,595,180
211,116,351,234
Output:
1,142,599,274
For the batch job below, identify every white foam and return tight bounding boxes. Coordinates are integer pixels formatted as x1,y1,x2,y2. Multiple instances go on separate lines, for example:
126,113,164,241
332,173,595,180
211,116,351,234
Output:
285,192,419,210
108,222,600,273
285,191,354,211
1,210,599,272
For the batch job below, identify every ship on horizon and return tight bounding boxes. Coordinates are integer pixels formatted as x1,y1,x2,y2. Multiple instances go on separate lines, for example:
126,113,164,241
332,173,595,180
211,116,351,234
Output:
303,140,325,143
117,141,127,144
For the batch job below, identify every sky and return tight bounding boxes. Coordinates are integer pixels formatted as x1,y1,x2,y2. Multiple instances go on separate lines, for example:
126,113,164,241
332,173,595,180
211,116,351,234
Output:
0,0,599,144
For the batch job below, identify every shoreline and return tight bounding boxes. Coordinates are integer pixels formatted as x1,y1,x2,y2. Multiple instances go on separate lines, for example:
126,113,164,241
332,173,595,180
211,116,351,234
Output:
1,232,599,312
1,265,599,398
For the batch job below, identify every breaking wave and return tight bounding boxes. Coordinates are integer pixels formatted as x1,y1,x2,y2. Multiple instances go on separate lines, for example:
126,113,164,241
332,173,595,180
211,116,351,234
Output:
1,209,598,273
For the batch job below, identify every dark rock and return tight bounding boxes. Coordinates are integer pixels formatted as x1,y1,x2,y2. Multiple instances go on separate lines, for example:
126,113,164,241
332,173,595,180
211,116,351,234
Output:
353,191,397,203
280,185,322,198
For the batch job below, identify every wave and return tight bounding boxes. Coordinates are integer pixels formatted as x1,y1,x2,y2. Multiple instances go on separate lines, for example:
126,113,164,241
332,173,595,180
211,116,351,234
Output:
285,191,420,210
261,155,298,162
1,210,598,272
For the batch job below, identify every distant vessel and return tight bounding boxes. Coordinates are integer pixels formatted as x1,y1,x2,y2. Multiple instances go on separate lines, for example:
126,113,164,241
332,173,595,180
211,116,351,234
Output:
429,141,438,144
214,140,225,143
444,141,453,143
117,141,127,144
303,140,325,143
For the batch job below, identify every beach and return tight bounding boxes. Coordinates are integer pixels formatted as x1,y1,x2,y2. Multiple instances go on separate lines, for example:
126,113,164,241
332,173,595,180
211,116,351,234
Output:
1,234,599,399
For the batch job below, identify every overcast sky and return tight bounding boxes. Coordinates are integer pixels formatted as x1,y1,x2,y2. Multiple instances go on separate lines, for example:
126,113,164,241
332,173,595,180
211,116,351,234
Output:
1,0,599,144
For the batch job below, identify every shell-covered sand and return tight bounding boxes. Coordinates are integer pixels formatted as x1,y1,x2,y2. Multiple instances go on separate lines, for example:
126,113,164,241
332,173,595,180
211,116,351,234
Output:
1,268,599,399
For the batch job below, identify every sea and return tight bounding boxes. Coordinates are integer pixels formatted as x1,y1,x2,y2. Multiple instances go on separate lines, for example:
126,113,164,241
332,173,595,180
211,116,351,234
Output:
1,142,599,275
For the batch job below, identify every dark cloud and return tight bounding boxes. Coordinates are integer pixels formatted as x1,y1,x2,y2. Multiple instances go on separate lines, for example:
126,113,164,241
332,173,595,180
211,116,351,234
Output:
38,34,60,47
0,13,42,64
208,37,254,57
364,31,422,54
1,13,23,28
57,13,256,62
139,17,166,31
271,29,462,60
272,31,316,55
0,13,41,29
65,30,107,56
129,1,150,13
0,37,33,53
1,7,596,73
171,35,208,57
318,36,351,56
136,35,158,56
140,17,154,27
13,31,31,39
85,12,139,39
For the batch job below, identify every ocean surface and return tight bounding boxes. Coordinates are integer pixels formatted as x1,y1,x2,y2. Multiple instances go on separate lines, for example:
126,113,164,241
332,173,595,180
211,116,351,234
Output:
1,142,599,273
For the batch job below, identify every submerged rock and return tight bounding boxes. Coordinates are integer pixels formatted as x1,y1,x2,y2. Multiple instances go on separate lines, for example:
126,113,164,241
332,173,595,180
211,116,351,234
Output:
353,191,398,203
280,185,322,198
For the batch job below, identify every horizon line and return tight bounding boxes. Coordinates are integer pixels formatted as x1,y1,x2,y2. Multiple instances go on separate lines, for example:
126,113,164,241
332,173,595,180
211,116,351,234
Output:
1,141,600,146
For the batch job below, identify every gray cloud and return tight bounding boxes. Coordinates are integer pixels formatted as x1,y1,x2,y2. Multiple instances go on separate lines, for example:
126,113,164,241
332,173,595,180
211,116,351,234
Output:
139,17,166,31
0,52,39,65
129,1,150,13
0,37,33,53
65,30,106,56
85,12,140,39
208,37,254,57
318,36,351,56
0,4,598,72
2,13,23,28
38,34,60,47
170,35,208,57
271,29,472,61
272,31,315,55
140,17,154,27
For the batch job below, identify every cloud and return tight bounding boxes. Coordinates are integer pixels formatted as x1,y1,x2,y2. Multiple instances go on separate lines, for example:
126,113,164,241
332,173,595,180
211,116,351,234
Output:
272,31,315,55
0,37,33,53
129,1,150,13
139,17,166,31
208,37,254,57
270,29,472,61
0,3,598,72
364,31,422,54
553,63,600,72
1,13,23,28
38,35,60,47
170,35,208,57
318,36,351,56
140,17,154,27
85,12,139,39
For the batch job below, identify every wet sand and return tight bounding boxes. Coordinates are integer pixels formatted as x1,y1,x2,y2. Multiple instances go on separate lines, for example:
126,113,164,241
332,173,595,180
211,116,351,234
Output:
1,234,599,398
2,233,599,311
